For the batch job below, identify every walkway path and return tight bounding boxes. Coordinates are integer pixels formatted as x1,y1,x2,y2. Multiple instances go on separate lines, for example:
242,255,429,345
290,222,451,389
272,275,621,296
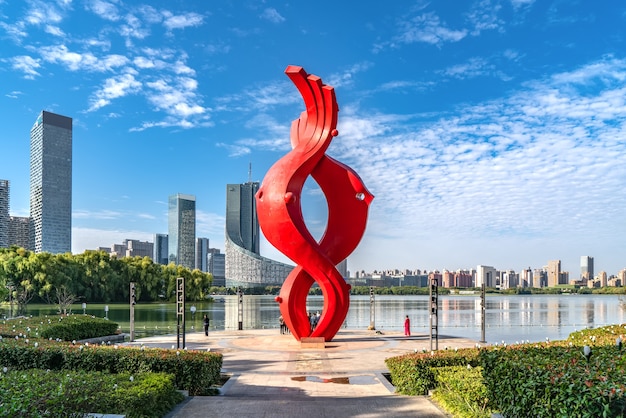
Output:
127,329,479,418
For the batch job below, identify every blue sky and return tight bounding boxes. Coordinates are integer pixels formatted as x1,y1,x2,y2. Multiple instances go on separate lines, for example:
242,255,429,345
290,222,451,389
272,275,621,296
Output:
1,0,625,277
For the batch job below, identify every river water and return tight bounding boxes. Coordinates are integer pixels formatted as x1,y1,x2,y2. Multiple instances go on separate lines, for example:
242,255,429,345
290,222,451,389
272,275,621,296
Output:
17,294,626,344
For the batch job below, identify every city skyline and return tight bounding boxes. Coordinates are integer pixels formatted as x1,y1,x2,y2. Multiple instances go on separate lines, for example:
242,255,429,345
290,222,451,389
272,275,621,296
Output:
1,2,625,276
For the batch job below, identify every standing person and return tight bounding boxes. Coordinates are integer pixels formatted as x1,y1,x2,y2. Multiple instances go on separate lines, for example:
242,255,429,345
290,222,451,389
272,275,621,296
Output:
203,314,210,336
279,315,285,334
404,315,411,336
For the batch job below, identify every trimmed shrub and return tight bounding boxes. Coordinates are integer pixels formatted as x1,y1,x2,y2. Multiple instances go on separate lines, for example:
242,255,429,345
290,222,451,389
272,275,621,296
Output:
431,365,492,418
0,340,222,395
0,369,184,418
480,344,626,417
384,348,480,395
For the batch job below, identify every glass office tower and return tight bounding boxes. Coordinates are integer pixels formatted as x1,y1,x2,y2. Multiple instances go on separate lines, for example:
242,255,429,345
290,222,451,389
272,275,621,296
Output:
29,111,72,254
168,194,196,269
0,179,8,248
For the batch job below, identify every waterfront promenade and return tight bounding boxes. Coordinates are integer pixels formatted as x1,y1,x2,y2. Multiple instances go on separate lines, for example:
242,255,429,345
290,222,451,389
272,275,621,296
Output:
126,329,479,417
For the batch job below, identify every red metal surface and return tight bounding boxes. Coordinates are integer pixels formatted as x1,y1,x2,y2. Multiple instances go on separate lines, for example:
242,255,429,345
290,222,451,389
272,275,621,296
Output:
255,66,373,341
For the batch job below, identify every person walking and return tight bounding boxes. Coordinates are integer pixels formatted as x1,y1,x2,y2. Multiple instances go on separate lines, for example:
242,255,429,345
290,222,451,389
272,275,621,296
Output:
203,314,210,336
279,315,285,334
404,315,411,336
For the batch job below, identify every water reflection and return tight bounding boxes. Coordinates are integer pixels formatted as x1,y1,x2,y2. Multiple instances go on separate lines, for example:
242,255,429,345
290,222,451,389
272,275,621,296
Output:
12,294,625,344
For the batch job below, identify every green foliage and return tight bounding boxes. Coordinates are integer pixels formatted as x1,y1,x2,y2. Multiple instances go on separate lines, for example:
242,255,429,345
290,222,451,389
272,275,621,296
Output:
384,348,480,395
567,324,626,347
38,315,119,341
0,247,212,308
431,365,492,418
0,369,184,418
480,344,626,418
0,315,118,342
0,338,222,395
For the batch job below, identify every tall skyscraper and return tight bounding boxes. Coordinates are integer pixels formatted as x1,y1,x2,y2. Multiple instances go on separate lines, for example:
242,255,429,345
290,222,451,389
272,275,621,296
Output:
153,233,169,265
226,182,260,254
581,256,594,283
168,194,196,269
29,110,72,254
0,179,8,248
225,181,293,287
195,237,209,272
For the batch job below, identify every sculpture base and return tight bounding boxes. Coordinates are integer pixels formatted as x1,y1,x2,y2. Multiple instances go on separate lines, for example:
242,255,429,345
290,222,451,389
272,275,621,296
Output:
300,337,326,349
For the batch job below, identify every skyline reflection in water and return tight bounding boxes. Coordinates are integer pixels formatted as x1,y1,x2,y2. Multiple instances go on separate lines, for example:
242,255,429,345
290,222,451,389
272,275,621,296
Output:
19,294,625,344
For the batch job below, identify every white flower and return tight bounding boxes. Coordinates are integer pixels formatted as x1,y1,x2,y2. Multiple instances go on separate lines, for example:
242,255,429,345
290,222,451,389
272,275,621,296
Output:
2,367,7,373
129,376,134,382
34,342,38,348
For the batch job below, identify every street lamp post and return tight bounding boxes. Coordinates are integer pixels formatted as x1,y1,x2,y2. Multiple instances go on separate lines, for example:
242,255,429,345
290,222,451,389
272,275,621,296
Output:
82,302,86,315
237,288,243,331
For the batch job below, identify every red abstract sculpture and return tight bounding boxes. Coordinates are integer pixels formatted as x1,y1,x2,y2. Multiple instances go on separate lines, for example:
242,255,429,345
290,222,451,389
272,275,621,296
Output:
255,65,373,341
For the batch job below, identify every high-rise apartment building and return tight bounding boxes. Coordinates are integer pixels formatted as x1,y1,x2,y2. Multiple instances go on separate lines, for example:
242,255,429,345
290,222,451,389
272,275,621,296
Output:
195,237,209,272
476,265,496,287
0,179,8,248
29,111,72,254
9,216,30,249
547,260,561,287
168,194,196,269
581,256,594,283
153,233,169,265
225,181,292,287
208,248,225,286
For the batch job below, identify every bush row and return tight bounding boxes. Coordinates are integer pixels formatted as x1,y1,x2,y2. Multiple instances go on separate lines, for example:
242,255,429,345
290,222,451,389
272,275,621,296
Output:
0,339,222,396
1,315,119,341
385,324,626,417
481,344,626,417
384,348,480,395
0,368,184,418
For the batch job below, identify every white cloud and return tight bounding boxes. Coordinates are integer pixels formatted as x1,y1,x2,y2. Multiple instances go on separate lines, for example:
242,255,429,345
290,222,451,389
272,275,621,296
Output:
395,12,468,47
38,44,129,72
10,55,41,79
162,11,204,30
260,8,285,24
85,0,121,21
87,73,142,111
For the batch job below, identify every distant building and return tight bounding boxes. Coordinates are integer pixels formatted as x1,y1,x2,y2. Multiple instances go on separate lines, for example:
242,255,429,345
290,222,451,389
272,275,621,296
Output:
476,265,496,287
520,267,533,288
208,248,225,286
547,260,561,287
98,239,153,258
29,110,72,254
598,271,608,288
225,182,293,287
336,259,348,278
195,237,209,272
168,194,196,269
0,180,8,248
153,233,168,265
125,239,153,258
9,216,30,249
581,256,594,284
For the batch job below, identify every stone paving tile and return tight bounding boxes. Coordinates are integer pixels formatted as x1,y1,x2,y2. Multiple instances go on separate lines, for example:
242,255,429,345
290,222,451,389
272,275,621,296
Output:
131,329,475,417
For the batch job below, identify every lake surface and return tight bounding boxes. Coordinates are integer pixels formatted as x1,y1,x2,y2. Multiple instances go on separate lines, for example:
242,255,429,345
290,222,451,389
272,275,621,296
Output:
15,294,626,344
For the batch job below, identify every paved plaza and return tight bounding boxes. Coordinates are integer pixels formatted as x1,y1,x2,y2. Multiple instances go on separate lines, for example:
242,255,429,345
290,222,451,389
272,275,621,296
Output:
126,328,479,417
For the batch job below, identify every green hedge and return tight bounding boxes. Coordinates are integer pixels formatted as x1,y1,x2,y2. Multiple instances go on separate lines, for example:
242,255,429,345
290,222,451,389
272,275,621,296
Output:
0,369,184,418
1,315,119,341
384,348,480,395
0,341,222,395
431,365,492,418
480,344,626,417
